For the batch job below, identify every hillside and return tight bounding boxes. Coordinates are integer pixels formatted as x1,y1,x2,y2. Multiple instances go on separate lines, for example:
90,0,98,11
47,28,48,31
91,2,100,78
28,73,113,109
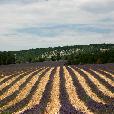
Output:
13,44,114,63
0,44,114,65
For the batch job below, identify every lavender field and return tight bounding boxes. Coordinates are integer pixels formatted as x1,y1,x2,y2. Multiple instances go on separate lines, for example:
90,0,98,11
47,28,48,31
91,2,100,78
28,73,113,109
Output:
0,63,114,114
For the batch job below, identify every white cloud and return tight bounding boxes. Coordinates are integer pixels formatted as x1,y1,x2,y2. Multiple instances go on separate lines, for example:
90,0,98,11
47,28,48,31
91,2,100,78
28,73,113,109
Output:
1,28,114,51
0,0,114,51
81,0,114,13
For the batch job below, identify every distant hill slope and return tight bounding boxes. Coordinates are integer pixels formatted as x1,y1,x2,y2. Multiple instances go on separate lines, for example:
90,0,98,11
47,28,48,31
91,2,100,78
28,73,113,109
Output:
13,44,114,63
0,44,114,65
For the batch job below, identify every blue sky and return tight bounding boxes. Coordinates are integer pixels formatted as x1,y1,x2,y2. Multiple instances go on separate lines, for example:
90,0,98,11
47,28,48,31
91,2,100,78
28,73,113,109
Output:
0,0,114,51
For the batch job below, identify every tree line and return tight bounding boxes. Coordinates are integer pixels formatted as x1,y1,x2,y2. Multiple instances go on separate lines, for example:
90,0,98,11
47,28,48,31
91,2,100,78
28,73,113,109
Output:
0,44,114,65
0,52,15,65
67,49,114,65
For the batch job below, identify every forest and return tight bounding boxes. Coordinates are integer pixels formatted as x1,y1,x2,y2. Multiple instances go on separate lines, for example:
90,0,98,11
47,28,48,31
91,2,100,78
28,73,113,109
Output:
0,44,114,65
0,51,15,65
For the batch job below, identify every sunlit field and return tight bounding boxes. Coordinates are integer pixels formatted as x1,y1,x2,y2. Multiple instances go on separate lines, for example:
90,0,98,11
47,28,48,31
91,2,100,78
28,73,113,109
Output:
0,63,114,114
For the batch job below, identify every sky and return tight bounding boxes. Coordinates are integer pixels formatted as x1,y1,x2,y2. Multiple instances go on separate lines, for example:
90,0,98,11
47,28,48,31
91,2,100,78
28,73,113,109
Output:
0,0,114,51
